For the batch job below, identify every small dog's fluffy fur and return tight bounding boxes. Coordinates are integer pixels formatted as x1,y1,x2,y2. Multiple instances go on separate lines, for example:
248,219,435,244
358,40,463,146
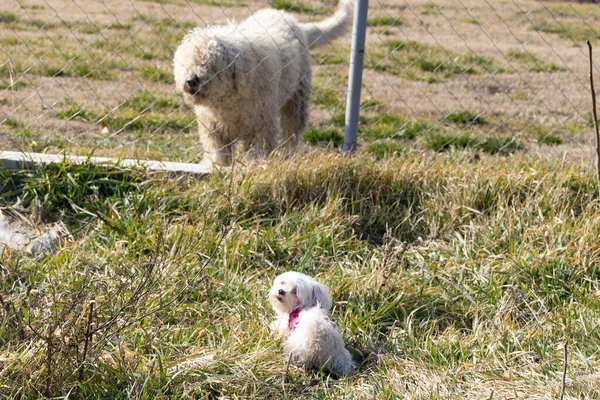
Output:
173,0,353,167
268,271,354,377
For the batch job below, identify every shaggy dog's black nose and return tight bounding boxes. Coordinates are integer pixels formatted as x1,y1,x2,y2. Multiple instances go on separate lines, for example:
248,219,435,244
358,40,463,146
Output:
278,289,285,296
184,75,201,94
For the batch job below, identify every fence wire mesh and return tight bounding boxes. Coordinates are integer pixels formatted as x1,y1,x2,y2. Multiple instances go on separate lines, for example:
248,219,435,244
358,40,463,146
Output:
1,0,599,164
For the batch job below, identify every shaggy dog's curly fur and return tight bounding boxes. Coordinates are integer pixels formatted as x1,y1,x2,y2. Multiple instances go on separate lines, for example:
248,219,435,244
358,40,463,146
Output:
268,271,354,377
173,0,353,166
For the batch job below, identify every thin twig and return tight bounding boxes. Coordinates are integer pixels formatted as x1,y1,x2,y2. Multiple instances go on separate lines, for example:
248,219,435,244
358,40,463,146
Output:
78,301,94,384
283,352,293,392
587,41,600,189
45,324,53,397
560,340,568,400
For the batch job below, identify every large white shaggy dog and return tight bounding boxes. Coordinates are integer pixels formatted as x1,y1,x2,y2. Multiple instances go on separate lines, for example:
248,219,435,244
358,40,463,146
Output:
268,271,354,377
173,0,353,166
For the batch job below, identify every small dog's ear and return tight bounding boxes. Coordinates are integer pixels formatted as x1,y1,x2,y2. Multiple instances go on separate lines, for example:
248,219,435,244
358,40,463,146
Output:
311,282,332,311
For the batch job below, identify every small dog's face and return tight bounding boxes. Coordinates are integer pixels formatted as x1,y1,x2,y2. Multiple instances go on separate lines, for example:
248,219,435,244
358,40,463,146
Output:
269,272,333,314
173,34,241,105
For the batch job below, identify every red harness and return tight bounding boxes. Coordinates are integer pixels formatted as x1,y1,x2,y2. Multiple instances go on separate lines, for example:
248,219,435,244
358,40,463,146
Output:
288,304,317,331
288,307,302,331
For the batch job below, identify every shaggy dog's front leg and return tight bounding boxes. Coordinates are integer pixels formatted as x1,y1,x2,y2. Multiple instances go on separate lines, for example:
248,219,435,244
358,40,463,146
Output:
245,114,281,160
198,130,234,166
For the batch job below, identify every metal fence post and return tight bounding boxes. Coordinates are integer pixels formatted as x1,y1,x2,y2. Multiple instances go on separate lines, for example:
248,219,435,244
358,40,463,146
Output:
343,0,369,154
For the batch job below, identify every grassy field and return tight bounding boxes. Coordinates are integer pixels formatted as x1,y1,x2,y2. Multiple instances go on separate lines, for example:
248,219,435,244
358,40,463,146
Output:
2,0,600,398
1,152,600,398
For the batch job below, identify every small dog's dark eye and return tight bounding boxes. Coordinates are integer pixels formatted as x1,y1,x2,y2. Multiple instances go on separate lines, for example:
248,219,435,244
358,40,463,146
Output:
291,287,297,295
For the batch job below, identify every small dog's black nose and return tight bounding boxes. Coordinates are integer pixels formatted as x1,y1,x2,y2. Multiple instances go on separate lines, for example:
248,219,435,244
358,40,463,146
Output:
278,289,285,296
184,75,201,94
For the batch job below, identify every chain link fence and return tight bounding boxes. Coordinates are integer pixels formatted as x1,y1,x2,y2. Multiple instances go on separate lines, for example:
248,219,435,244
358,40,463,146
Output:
1,0,599,165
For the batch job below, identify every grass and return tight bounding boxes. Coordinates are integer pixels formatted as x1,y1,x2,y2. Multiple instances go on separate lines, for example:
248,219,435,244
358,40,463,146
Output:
316,41,561,84
0,11,18,23
0,16,183,83
533,22,600,43
57,102,194,133
332,112,434,141
0,77,26,90
462,16,479,24
544,2,600,19
521,121,586,143
365,139,407,159
0,118,67,152
1,152,600,397
367,16,402,27
423,131,522,155
421,3,441,15
312,46,348,66
311,82,343,108
372,40,499,82
270,0,326,14
3,11,600,398
537,132,563,145
138,66,174,84
303,126,344,146
126,91,183,111
76,21,133,34
507,51,565,73
444,110,486,126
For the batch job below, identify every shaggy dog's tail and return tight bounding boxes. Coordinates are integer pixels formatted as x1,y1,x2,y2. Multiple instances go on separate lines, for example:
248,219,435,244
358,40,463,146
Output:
302,0,354,47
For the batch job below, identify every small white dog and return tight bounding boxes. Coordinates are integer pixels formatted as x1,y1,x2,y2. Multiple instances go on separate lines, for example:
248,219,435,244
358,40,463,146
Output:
268,271,354,377
173,0,353,166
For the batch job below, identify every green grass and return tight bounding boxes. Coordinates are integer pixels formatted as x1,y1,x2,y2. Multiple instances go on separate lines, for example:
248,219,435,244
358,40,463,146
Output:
423,131,522,154
366,139,407,159
312,82,343,108
537,132,563,145
332,112,433,141
138,66,174,84
1,118,26,129
270,0,326,14
444,110,486,126
544,2,600,19
312,46,348,66
507,51,565,73
0,17,184,83
126,91,183,112
368,16,402,27
0,36,19,46
0,11,18,23
587,112,600,128
0,77,26,90
76,21,133,34
371,40,499,82
1,14,62,31
1,153,600,398
3,6,600,396
421,3,441,15
462,16,480,24
533,22,600,43
303,126,344,146
0,118,66,152
0,47,128,81
57,102,194,133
